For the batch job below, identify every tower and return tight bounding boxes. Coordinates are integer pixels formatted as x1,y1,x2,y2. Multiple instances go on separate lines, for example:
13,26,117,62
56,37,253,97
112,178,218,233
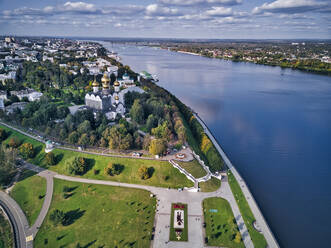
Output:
92,77,99,93
114,80,120,93
101,72,110,95
114,95,119,105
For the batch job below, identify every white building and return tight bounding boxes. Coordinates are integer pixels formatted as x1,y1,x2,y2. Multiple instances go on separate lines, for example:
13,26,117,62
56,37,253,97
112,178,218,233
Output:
118,72,135,87
10,88,43,101
0,90,7,100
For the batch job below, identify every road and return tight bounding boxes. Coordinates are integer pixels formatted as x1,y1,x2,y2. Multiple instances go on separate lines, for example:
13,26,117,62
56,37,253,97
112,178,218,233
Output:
194,113,280,248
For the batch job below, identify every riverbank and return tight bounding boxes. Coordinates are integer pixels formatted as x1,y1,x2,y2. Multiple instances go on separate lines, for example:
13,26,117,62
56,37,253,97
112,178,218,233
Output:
194,113,279,248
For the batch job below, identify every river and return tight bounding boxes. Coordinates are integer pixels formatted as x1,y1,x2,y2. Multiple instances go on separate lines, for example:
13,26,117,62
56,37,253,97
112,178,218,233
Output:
102,42,331,247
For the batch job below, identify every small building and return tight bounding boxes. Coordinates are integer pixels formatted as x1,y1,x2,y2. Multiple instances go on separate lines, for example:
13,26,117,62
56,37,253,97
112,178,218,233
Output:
0,90,7,100
45,140,54,153
5,102,28,114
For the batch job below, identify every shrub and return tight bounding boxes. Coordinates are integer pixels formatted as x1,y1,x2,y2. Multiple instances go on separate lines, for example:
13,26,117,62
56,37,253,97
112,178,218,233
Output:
45,152,56,165
19,143,34,159
138,166,150,180
149,139,166,155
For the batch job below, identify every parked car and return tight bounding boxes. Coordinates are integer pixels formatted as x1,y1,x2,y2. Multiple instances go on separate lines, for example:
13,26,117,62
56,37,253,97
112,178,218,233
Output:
132,152,142,157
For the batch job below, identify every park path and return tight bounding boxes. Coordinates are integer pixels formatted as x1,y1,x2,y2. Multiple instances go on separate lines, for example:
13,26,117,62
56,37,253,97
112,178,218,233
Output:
194,113,280,248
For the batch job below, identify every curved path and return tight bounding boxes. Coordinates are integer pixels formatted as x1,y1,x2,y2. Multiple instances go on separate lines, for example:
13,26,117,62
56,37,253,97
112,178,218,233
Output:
194,113,279,248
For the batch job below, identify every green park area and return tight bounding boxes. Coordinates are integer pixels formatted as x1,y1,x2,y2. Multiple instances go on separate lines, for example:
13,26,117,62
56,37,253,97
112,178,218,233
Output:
0,124,194,189
177,159,207,178
10,171,46,225
0,210,13,248
34,178,156,247
203,197,244,248
228,171,267,248
199,177,221,192
169,203,188,242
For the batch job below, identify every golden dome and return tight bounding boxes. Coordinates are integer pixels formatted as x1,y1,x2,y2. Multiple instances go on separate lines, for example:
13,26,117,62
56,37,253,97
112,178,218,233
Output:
114,81,120,86
101,72,110,83
114,95,119,100
92,79,99,87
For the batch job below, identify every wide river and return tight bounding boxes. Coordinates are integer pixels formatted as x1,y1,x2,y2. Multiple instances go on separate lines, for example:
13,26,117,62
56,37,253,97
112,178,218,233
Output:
103,42,331,247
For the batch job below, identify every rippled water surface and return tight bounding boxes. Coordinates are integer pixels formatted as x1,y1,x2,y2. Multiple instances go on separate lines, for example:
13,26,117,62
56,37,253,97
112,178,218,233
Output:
103,43,331,247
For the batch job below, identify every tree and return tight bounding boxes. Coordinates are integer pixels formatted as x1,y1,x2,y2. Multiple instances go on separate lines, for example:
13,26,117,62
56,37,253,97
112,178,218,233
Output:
138,166,150,180
130,99,144,124
68,131,79,144
146,114,158,132
0,128,7,141
19,143,35,159
65,157,87,175
45,152,56,165
78,133,89,147
49,209,65,226
77,120,91,134
149,139,166,155
8,137,21,148
0,146,18,187
104,163,122,176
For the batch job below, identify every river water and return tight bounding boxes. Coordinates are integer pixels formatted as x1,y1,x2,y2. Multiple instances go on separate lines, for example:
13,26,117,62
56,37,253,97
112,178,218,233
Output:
103,42,331,247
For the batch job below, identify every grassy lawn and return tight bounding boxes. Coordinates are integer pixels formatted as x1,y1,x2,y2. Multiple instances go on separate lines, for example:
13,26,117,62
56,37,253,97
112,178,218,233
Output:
203,197,244,248
199,177,221,192
10,171,46,226
0,210,13,248
0,124,194,189
34,178,156,248
169,203,188,242
228,171,268,248
177,159,207,178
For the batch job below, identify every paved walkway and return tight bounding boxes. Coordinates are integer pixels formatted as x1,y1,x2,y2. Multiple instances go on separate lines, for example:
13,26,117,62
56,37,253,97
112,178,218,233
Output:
194,113,279,248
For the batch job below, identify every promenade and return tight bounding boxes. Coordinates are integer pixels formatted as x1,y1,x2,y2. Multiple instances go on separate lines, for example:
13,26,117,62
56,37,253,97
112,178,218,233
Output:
194,113,280,248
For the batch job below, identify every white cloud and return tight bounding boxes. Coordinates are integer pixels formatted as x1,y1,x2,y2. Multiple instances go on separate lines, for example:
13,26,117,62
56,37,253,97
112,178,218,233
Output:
205,7,233,16
63,2,96,12
159,0,242,6
253,0,327,14
146,4,180,16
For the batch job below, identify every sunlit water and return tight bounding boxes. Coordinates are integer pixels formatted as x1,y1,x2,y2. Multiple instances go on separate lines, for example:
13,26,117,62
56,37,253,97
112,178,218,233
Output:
102,42,331,247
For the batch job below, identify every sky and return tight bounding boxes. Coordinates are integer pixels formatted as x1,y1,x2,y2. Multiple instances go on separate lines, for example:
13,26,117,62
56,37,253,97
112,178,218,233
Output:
0,0,330,39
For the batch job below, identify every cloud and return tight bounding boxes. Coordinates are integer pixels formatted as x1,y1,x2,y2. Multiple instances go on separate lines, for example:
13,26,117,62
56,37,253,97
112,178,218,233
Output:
159,0,242,7
145,4,180,16
252,0,327,14
63,1,96,13
205,7,233,17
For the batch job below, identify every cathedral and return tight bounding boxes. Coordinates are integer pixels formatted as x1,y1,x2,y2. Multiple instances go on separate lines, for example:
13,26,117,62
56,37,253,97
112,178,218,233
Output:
85,72,144,120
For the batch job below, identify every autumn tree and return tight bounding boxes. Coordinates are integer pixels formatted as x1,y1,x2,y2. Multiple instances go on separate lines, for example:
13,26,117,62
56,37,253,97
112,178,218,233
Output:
138,166,150,180
19,143,34,159
65,157,88,175
8,137,21,148
149,139,166,155
45,152,56,165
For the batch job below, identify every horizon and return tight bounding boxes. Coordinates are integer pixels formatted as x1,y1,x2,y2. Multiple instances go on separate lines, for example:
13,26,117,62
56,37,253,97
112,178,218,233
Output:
1,0,330,39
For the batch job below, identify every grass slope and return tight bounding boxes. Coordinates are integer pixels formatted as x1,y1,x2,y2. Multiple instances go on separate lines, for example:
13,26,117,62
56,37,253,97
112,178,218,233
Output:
10,171,46,226
34,179,156,248
203,197,244,248
228,171,268,248
199,177,221,192
177,159,207,178
0,124,194,188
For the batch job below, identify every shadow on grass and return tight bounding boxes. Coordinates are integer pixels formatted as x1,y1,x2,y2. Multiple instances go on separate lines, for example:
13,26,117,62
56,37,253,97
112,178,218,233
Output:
148,167,155,178
34,145,43,156
85,158,95,174
63,208,85,226
55,153,64,165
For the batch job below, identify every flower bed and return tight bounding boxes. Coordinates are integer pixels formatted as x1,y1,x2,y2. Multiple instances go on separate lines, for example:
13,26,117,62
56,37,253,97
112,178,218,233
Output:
169,203,188,241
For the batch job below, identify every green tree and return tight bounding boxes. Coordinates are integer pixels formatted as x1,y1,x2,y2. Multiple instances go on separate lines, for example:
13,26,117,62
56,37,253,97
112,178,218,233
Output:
146,114,158,132
149,139,166,155
77,120,91,134
65,157,87,175
104,163,122,176
19,143,34,159
0,146,18,187
68,131,79,144
45,152,56,166
49,209,65,226
130,99,144,124
78,133,89,147
0,128,7,141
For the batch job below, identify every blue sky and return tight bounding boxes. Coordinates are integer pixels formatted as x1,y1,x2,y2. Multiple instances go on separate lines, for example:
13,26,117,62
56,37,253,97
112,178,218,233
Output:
0,0,330,39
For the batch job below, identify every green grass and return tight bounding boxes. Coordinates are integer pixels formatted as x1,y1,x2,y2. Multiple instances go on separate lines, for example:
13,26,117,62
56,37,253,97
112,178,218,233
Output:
0,124,194,189
203,197,244,248
0,210,13,248
10,172,46,226
199,177,221,192
177,159,207,178
34,178,157,248
169,203,188,241
228,171,268,248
